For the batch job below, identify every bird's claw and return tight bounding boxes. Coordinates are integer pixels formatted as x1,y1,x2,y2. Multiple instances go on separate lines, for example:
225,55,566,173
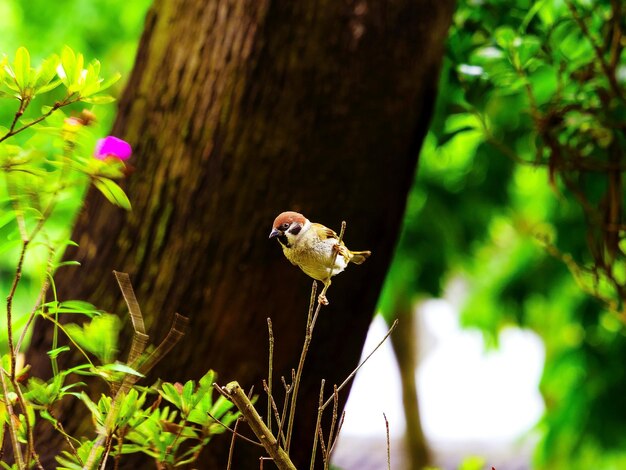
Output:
318,293,329,305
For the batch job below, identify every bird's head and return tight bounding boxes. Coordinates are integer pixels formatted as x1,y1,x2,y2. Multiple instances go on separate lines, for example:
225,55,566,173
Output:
269,211,308,248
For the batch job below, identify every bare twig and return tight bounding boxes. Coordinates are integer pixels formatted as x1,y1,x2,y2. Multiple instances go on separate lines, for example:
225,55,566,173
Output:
328,411,346,457
263,380,287,446
324,386,340,467
48,408,83,464
222,381,297,470
266,318,274,433
206,407,263,448
11,375,41,469
383,413,391,470
277,376,292,448
310,379,325,470
317,421,328,469
322,319,399,411
227,417,242,470
285,281,317,452
15,273,50,355
6,242,29,381
0,367,24,468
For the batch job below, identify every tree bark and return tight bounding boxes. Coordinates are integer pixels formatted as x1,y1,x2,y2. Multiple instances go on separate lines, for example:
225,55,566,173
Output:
27,0,454,467
390,297,430,469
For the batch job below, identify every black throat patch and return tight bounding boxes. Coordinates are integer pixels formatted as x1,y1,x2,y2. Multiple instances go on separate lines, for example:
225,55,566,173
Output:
278,235,291,248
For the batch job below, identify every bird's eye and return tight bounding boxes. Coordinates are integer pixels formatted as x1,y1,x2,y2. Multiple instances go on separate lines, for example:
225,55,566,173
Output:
282,223,290,230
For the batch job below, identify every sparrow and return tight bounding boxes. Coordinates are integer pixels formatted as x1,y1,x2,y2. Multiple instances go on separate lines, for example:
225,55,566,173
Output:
269,211,371,305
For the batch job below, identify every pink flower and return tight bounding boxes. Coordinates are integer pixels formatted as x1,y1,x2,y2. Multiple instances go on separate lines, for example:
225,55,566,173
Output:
94,136,132,161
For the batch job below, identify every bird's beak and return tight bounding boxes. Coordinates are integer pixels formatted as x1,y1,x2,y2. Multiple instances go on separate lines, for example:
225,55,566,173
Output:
269,228,282,239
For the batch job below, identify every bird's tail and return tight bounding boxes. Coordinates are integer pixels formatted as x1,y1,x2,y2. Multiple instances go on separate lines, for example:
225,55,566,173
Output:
349,250,371,265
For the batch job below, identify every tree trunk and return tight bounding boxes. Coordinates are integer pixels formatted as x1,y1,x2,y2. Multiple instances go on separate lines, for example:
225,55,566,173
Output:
27,0,454,467
390,297,430,469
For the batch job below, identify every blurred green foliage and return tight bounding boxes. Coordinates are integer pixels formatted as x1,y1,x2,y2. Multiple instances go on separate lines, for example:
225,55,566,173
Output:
380,0,626,468
0,0,151,350
1,0,151,126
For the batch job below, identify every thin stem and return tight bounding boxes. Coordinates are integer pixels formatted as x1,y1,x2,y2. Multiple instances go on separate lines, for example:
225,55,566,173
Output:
317,422,328,469
227,417,242,470
263,380,287,446
321,319,399,411
0,95,79,144
15,265,52,355
384,413,391,470
277,377,292,449
222,381,297,470
324,386,339,467
285,281,317,452
310,380,325,470
11,377,38,468
328,411,345,457
0,367,24,469
98,434,115,470
46,273,61,376
206,403,264,448
266,318,274,432
48,407,83,465
6,100,27,136
166,415,189,459
4,171,28,240
6,241,29,381
114,429,126,470
38,310,96,369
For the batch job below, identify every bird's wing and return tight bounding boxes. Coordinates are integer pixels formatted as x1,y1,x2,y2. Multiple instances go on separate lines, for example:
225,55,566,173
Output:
311,223,351,259
311,223,339,241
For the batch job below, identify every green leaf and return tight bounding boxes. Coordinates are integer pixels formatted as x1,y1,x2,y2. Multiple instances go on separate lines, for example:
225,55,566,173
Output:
98,72,121,92
73,51,84,87
182,380,195,412
494,26,517,50
210,395,236,419
58,300,99,314
60,46,76,87
33,54,60,94
64,314,121,363
39,409,57,425
13,47,31,90
81,94,116,104
0,55,6,84
93,177,131,210
24,377,50,405
36,79,62,95
79,392,102,421
160,383,183,410
99,362,144,377
517,35,541,69
47,345,71,359
82,59,104,96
